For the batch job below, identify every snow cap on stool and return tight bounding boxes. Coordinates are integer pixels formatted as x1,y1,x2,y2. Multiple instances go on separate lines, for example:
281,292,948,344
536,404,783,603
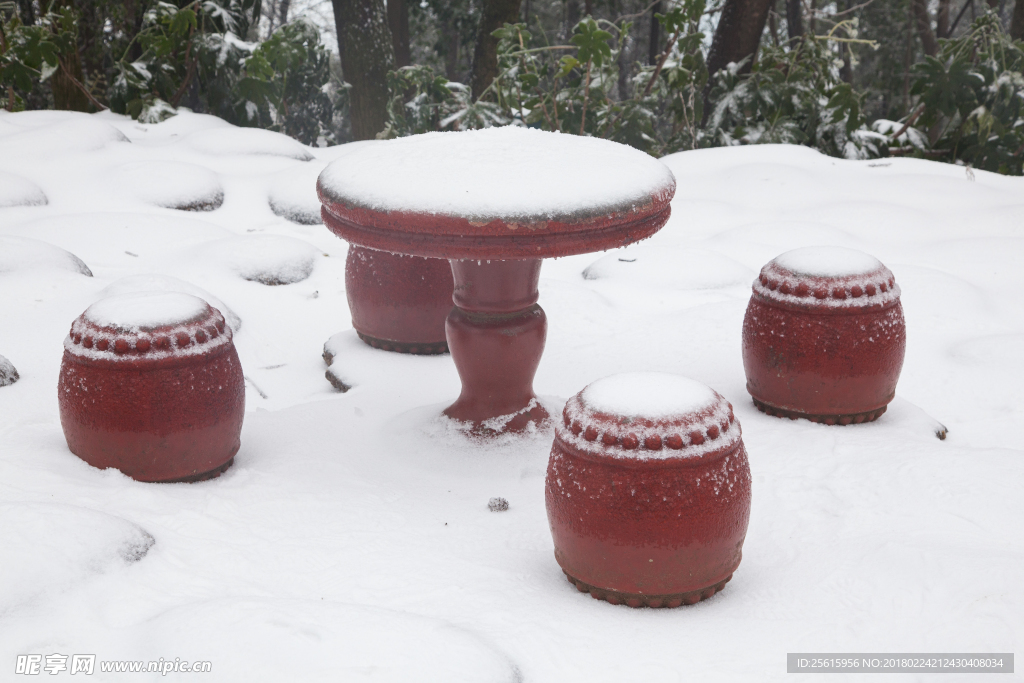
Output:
66,291,231,362
753,246,900,312
558,371,740,459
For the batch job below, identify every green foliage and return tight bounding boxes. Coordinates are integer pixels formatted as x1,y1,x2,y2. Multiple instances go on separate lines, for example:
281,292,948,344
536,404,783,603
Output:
381,2,882,161
707,33,883,159
907,13,1024,174
0,2,74,111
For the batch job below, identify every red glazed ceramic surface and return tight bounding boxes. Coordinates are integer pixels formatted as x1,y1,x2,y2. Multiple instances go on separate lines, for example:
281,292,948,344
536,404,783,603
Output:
58,292,245,482
345,246,453,354
741,247,906,424
546,373,752,607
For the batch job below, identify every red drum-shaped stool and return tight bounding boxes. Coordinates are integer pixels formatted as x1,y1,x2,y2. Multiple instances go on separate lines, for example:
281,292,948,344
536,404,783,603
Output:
345,246,454,354
742,246,906,424
546,373,751,608
58,292,245,482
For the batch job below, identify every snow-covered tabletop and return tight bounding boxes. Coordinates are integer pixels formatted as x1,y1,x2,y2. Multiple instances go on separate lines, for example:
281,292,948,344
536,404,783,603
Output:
317,127,677,259
1,111,1021,681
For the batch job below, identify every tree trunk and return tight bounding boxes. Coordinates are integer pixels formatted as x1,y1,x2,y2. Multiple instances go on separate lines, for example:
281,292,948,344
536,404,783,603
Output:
387,0,411,68
936,0,951,37
648,1,663,65
15,0,36,25
911,0,939,56
786,0,803,42
50,0,91,112
706,0,773,80
1012,0,1024,39
279,0,291,26
469,0,523,100
332,0,395,141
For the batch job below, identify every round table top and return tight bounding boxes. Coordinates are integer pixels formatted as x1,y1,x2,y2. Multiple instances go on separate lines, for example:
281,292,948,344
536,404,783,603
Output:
317,127,676,260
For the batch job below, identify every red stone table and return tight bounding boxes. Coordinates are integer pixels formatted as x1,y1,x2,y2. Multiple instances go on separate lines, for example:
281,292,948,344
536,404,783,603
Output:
318,127,676,434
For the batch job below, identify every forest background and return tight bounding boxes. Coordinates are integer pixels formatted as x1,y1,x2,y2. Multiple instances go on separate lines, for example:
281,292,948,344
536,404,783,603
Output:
3,0,1024,174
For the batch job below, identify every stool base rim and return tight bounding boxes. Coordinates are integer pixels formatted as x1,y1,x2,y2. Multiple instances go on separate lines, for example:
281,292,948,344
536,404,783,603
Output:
752,397,888,425
563,571,732,608
356,332,449,356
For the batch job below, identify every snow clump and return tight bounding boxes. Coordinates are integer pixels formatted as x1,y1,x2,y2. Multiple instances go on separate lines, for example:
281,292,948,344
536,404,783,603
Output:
100,274,241,331
774,246,884,277
113,161,224,211
0,172,47,207
0,236,92,276
196,234,320,285
185,127,314,161
582,372,719,419
84,291,209,332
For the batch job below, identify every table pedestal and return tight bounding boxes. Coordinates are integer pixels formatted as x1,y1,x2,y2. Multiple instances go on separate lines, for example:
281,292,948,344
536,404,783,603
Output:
444,259,549,433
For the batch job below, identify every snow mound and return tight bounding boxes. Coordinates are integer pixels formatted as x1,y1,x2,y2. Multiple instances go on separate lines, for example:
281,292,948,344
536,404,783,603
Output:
774,246,883,277
0,503,154,613
583,246,751,289
0,172,47,207
267,141,376,224
100,274,241,331
114,161,224,211
185,127,314,161
582,372,719,419
0,354,18,386
196,235,320,285
85,291,209,332
318,127,676,220
0,116,129,158
268,165,326,225
0,236,92,276
119,598,517,683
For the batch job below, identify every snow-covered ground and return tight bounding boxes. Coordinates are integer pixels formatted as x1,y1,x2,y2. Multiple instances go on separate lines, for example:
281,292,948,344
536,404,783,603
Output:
1,110,1021,682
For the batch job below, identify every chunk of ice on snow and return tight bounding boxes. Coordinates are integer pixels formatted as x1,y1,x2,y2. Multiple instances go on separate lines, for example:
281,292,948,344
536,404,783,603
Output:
318,126,676,221
84,291,209,332
0,236,92,276
0,354,18,386
0,172,47,207
582,372,719,419
99,274,241,331
774,246,883,277
113,161,224,211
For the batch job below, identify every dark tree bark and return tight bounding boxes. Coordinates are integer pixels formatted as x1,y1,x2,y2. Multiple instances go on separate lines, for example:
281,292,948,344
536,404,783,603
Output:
1012,0,1024,39
332,0,395,140
15,0,36,25
936,0,951,37
648,1,663,65
786,0,804,42
911,0,939,56
50,0,90,111
279,0,291,25
705,0,774,80
387,0,411,68
441,17,460,81
469,0,523,100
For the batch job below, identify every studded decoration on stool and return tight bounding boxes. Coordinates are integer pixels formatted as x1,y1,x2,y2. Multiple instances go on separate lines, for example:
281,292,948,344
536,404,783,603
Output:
545,372,752,608
58,291,245,482
741,246,906,424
